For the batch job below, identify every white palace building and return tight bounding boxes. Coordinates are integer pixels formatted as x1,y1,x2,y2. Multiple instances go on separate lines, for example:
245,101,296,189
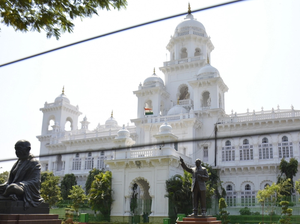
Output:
37,8,300,222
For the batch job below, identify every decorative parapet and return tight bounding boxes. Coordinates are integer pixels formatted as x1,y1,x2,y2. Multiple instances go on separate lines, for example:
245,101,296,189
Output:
220,108,300,124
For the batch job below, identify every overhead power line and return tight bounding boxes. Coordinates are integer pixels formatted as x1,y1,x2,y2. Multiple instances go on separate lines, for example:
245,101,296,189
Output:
0,0,247,68
0,127,298,163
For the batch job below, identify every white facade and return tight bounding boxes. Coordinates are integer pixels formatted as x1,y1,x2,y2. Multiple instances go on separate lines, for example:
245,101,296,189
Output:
37,10,300,220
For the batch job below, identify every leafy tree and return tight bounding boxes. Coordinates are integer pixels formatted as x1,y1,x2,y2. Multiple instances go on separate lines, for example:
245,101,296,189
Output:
279,201,292,224
219,198,229,224
68,185,87,215
88,171,112,221
40,171,62,208
85,168,101,194
0,171,9,184
165,171,192,216
278,158,298,194
61,173,77,200
257,179,292,223
0,0,127,39
41,170,54,183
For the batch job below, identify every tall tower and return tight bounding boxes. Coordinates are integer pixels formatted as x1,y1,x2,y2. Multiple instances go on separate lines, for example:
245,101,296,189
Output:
40,88,82,135
160,7,215,109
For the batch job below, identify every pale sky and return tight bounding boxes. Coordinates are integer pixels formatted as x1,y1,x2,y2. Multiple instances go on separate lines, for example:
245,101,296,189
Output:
0,0,299,171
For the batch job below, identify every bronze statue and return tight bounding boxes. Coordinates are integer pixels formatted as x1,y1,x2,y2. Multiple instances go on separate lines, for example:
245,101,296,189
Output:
179,157,209,217
0,140,44,209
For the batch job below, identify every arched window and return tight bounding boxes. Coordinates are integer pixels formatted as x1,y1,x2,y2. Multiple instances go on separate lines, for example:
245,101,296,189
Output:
243,139,249,145
97,151,105,170
222,141,235,162
279,136,293,158
240,139,253,160
180,48,188,58
259,137,273,160
72,153,81,170
194,48,201,56
85,152,94,170
225,184,236,207
48,118,55,131
226,185,232,191
262,137,268,143
144,100,153,115
202,91,211,107
241,184,255,206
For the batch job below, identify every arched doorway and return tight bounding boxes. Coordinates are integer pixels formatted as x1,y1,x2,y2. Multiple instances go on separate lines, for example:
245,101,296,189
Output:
129,177,152,224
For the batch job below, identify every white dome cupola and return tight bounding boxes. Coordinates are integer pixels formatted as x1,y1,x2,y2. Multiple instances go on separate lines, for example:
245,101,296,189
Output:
54,86,70,104
158,122,172,134
143,68,164,88
164,4,214,65
116,124,130,139
167,99,188,116
197,63,220,78
105,111,118,129
174,5,206,38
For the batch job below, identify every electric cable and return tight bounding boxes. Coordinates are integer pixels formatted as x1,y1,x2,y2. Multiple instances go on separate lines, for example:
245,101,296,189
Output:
0,0,247,68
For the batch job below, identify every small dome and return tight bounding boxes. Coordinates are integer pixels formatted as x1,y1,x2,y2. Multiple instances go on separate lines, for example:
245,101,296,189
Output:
105,117,118,128
116,125,130,139
143,69,164,87
55,93,70,104
175,13,206,35
197,64,220,77
105,111,118,128
167,104,188,116
159,122,172,134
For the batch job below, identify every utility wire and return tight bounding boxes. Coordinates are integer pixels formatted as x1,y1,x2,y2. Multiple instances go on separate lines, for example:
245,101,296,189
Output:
0,0,247,68
0,127,299,163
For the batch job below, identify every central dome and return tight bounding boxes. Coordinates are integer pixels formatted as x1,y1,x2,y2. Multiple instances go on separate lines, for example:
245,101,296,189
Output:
55,93,70,104
175,13,206,35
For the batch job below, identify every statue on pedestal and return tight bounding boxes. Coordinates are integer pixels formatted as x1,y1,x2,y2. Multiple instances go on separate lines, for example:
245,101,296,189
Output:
179,157,209,217
0,140,44,209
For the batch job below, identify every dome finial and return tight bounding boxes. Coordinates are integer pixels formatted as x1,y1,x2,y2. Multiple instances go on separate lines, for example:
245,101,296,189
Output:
62,86,65,94
153,67,156,74
111,110,113,118
188,3,191,14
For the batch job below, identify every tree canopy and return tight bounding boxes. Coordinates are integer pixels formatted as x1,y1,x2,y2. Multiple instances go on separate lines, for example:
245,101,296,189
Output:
0,0,127,39
85,168,101,194
88,171,112,221
0,171,9,184
61,173,77,200
40,171,62,208
68,185,87,214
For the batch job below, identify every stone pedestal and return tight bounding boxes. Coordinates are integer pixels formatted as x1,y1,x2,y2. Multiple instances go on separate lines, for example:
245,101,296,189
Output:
0,214,61,224
0,200,49,214
177,216,221,224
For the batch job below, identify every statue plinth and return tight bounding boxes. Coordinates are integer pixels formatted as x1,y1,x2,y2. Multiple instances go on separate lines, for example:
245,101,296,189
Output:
0,214,61,224
0,200,49,214
177,216,221,224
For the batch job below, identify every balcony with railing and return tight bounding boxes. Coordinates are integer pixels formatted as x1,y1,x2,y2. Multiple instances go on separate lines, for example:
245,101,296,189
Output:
163,55,204,67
